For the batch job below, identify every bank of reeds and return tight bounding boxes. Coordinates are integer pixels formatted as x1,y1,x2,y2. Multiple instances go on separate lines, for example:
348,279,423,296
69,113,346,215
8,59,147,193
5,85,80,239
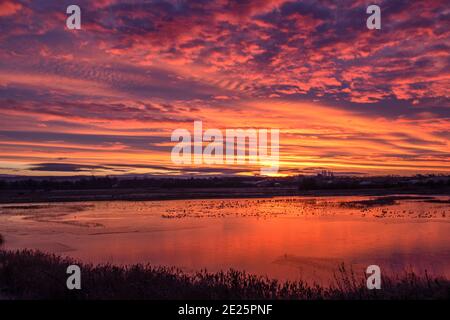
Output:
0,250,448,300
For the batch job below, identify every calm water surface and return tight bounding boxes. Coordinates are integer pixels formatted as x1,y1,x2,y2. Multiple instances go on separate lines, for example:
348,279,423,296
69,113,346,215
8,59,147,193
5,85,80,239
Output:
1,195,449,284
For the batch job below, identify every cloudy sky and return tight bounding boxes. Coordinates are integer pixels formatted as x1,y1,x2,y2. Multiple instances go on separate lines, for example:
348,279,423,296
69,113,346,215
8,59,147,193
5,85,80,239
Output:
0,0,449,176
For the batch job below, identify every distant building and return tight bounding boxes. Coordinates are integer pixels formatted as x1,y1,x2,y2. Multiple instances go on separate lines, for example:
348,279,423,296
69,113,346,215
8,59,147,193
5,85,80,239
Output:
317,170,334,178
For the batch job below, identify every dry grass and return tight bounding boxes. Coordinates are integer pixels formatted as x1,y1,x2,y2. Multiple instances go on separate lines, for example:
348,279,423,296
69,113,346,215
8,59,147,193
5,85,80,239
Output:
0,250,448,300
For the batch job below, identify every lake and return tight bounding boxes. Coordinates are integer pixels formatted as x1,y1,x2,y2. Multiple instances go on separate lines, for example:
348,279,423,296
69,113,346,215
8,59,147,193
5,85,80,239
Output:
0,195,449,285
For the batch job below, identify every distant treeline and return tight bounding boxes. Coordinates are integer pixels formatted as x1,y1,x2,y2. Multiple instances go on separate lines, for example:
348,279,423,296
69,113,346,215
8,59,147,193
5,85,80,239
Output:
298,175,450,190
0,175,449,191
0,176,283,190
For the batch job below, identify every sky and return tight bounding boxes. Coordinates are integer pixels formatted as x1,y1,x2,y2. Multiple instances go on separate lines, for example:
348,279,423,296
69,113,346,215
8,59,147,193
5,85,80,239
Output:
0,0,449,177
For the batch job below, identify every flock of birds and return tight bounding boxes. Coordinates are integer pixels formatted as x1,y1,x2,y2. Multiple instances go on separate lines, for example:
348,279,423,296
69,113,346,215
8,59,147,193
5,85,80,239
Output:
160,196,450,220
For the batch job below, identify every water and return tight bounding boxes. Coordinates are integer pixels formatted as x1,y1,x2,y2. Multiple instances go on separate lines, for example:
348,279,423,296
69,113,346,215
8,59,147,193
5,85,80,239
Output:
0,195,449,284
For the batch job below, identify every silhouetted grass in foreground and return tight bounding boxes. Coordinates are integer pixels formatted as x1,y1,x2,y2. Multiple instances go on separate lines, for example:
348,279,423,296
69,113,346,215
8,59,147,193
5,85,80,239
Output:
0,250,448,300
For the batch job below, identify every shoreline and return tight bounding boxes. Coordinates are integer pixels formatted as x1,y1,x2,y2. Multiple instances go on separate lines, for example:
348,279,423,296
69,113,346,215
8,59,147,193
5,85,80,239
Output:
1,186,450,204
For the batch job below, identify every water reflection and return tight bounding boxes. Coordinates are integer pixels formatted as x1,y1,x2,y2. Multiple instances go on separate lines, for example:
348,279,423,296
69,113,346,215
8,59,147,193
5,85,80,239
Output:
0,195,449,284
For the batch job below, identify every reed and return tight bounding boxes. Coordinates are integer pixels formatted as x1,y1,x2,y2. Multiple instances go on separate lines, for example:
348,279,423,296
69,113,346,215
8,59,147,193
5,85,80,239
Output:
0,249,448,300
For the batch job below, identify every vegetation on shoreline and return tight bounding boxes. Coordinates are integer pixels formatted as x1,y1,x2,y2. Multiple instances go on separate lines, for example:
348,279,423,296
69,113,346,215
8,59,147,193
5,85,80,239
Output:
2,175,450,192
0,250,448,300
